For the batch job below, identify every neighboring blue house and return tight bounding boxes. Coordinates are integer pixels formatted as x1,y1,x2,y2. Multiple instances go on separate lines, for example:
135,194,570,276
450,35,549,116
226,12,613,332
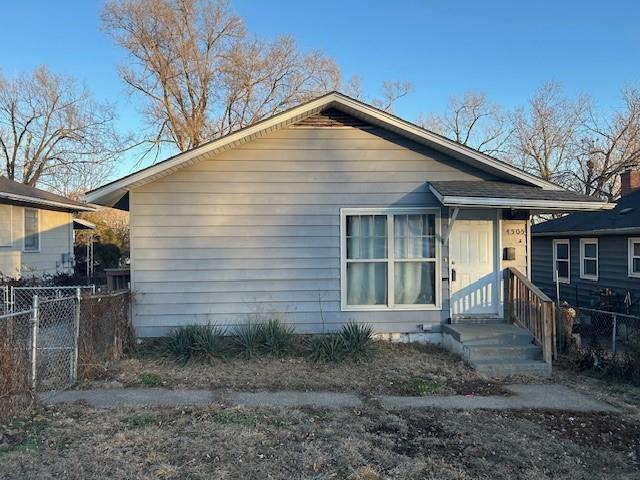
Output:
532,170,640,315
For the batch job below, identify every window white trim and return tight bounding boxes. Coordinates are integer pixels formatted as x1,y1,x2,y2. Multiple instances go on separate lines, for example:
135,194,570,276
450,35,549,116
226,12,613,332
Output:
340,207,442,311
552,239,570,284
0,204,12,247
579,238,598,281
628,237,640,278
23,207,41,253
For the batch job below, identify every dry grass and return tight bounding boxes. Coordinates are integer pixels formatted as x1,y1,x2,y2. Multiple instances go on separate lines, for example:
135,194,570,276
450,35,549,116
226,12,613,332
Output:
0,311,35,424
78,291,134,380
81,342,513,396
0,403,638,479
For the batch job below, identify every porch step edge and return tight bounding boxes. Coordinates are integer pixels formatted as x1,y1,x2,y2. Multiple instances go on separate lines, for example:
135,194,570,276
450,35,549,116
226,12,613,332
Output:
471,359,552,378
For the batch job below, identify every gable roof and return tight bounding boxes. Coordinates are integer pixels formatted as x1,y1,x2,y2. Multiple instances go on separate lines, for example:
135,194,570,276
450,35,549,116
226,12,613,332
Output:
429,181,613,211
86,91,564,208
0,176,94,212
532,189,640,236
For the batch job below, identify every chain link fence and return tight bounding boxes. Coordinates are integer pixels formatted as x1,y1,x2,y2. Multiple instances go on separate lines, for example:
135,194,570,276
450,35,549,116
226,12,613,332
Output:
8,285,95,312
560,306,640,352
0,286,9,315
0,289,132,423
0,308,34,423
35,296,79,391
78,291,134,379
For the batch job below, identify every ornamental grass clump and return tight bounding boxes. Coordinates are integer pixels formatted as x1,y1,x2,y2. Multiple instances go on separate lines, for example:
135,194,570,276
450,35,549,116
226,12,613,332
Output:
232,321,265,359
261,319,295,356
339,322,377,360
162,324,226,362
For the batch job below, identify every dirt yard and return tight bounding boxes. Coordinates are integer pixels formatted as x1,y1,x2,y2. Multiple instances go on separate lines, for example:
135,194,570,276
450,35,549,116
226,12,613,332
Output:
80,342,516,396
1,402,638,480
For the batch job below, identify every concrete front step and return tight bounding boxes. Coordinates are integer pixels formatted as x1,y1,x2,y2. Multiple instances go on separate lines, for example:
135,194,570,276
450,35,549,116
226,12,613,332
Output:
442,323,551,377
471,359,551,377
450,316,507,325
442,324,533,346
464,343,543,363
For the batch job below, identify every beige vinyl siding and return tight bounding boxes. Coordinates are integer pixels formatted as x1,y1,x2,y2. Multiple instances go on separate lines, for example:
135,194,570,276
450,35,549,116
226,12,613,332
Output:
131,125,498,336
0,206,74,278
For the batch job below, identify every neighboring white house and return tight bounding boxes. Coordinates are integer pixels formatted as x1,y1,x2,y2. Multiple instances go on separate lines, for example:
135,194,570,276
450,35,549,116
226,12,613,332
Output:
0,176,95,279
86,92,613,340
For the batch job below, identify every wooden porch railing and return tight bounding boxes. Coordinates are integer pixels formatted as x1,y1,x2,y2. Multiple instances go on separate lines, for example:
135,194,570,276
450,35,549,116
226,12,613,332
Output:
507,267,556,366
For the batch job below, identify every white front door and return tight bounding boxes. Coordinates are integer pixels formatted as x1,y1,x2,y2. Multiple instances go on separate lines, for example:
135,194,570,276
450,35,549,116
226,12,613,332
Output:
449,214,499,316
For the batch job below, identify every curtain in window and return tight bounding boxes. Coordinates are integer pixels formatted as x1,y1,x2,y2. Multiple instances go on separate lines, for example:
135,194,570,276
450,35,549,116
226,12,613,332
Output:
394,214,435,304
346,215,387,305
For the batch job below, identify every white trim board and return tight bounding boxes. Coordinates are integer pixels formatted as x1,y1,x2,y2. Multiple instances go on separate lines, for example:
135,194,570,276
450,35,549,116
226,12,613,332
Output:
427,187,614,212
87,92,563,207
629,237,640,279
552,239,570,284
579,238,599,281
339,207,442,312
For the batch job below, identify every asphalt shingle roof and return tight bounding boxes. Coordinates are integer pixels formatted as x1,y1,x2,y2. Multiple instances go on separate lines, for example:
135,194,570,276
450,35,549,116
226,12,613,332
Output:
532,189,640,235
0,176,90,211
429,181,604,203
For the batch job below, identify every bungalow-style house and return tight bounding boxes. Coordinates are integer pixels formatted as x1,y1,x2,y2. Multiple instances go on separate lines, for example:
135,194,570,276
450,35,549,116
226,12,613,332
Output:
0,176,95,279
86,92,613,375
532,170,640,315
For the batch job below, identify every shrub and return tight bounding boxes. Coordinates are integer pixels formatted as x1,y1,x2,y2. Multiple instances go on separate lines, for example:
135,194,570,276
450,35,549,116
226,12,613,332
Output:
571,342,640,386
339,322,377,360
162,324,226,362
232,321,264,359
261,319,295,356
306,334,346,363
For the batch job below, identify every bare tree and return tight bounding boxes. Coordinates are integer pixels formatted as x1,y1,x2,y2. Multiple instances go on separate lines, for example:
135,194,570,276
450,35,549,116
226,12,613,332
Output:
575,87,640,199
0,66,121,193
102,0,340,156
218,36,340,135
343,76,413,113
420,91,511,155
508,82,587,186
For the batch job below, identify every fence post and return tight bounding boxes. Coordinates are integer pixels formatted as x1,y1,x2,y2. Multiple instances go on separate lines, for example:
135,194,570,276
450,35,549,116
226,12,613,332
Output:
72,287,81,383
611,314,617,353
31,295,39,391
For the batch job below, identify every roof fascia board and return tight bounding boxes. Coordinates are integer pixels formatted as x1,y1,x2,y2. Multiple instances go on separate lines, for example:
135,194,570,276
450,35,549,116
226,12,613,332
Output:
0,192,95,212
533,226,640,237
437,194,615,211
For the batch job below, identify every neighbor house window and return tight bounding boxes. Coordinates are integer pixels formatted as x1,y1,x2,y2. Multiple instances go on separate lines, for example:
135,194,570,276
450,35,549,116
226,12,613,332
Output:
629,238,640,278
579,238,598,281
341,209,440,310
23,208,39,252
552,239,570,284
0,204,11,247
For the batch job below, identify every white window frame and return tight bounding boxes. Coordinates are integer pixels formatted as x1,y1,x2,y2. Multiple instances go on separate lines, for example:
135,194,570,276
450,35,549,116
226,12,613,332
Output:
552,239,570,284
23,207,40,253
628,237,640,278
0,204,12,247
579,238,598,281
340,207,441,311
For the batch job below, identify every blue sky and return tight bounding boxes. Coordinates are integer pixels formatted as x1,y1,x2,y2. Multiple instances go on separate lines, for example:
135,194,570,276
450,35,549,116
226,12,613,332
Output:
1,0,639,177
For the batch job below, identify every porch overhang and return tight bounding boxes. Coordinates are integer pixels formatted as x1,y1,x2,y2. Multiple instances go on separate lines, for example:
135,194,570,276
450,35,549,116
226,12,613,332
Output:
428,181,615,213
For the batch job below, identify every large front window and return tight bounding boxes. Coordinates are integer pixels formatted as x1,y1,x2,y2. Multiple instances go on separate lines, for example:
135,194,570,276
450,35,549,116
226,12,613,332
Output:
342,209,440,310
